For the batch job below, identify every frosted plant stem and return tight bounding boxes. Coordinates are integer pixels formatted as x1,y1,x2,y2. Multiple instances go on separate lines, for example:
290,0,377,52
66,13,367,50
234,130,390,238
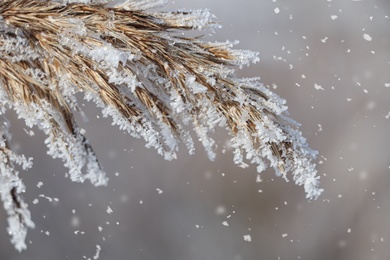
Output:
0,0,323,251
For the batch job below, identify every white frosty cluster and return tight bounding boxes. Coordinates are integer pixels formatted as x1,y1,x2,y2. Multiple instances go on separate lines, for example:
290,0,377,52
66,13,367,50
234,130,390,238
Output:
0,0,323,251
0,119,34,251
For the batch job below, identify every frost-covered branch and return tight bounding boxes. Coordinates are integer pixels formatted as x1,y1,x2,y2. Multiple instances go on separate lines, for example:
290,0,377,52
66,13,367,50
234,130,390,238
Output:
0,0,323,251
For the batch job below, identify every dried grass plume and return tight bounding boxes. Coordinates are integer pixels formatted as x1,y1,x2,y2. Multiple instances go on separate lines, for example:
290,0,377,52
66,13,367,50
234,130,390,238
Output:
0,0,323,251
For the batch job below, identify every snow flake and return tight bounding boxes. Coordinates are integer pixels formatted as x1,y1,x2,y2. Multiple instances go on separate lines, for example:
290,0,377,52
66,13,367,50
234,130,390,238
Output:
106,206,113,214
363,33,372,41
314,83,324,90
243,234,252,242
93,245,101,259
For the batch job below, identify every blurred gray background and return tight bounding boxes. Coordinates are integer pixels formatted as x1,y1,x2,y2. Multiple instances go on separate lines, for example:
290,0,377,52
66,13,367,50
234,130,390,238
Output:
1,0,390,259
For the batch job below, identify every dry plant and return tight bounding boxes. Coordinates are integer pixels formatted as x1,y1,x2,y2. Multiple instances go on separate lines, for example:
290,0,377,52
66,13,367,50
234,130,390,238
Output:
0,0,323,251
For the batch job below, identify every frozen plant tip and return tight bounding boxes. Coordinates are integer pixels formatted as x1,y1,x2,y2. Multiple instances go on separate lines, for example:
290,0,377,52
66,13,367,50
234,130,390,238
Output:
0,0,323,251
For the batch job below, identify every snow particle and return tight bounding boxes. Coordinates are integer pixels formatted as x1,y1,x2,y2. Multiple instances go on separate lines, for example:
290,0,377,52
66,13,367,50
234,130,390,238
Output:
363,33,372,41
314,83,324,90
243,234,252,242
93,245,101,260
385,111,390,119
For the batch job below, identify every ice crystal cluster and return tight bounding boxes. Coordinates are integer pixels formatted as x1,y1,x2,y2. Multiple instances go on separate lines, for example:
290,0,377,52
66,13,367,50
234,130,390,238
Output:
0,0,323,251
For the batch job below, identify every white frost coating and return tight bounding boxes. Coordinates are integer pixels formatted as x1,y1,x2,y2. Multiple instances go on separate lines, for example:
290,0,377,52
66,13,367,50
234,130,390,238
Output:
230,127,268,172
59,34,133,69
169,88,186,114
62,0,110,4
210,41,260,68
147,105,179,160
11,99,108,186
186,75,208,94
291,156,323,199
106,68,138,92
0,87,9,114
194,124,216,161
89,45,129,68
0,35,42,63
0,121,35,252
116,0,168,10
154,9,218,30
100,104,166,157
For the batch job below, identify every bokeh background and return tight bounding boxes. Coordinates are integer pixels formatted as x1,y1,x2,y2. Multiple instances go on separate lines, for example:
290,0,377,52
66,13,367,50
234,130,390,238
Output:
1,0,390,259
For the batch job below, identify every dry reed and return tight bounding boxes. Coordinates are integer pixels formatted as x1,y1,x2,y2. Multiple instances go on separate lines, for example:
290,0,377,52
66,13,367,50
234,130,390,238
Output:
0,0,323,251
